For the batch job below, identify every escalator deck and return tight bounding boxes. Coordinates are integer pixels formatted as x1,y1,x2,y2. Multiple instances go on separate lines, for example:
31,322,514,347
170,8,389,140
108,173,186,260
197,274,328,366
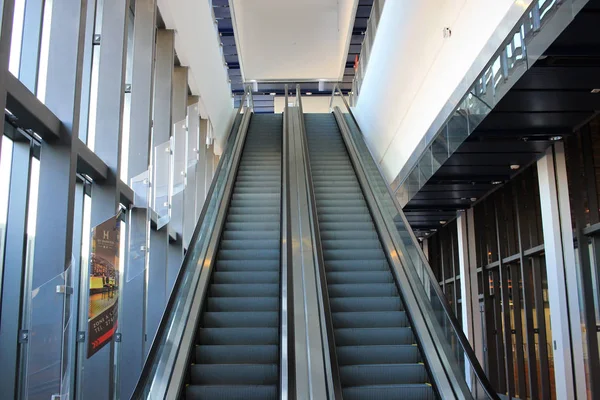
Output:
186,114,282,400
305,113,436,400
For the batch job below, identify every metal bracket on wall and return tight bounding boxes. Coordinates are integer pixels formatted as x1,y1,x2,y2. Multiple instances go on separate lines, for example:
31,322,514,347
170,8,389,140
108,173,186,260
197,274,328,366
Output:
56,285,73,295
93,34,101,45
115,333,122,342
77,331,86,342
19,330,29,343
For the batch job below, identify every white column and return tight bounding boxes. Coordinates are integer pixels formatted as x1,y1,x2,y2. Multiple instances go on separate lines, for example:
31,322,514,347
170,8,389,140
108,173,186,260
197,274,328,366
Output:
457,209,484,387
537,142,587,400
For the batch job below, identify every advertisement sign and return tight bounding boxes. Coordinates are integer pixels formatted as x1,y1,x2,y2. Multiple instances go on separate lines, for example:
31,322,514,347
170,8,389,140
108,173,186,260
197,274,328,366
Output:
87,216,120,358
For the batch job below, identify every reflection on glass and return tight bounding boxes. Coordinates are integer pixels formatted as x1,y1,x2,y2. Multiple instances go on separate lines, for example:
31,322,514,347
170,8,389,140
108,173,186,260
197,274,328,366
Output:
8,0,26,76
153,140,172,229
0,137,14,297
36,0,53,102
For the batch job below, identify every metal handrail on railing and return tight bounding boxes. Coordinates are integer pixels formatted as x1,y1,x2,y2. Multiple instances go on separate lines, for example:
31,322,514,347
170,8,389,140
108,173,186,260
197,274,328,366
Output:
131,85,254,399
330,83,499,399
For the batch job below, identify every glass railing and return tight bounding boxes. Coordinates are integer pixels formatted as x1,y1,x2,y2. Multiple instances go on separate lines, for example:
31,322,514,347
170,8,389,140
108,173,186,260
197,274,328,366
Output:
331,85,499,399
131,86,252,398
395,0,582,206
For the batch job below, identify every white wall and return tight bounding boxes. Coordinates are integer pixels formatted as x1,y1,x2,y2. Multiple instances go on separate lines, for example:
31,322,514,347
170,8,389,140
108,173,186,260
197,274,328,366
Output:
158,0,234,155
353,0,532,183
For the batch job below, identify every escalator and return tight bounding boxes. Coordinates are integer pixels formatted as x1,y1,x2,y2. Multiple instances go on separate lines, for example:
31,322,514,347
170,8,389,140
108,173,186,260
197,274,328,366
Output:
185,113,283,399
304,113,436,400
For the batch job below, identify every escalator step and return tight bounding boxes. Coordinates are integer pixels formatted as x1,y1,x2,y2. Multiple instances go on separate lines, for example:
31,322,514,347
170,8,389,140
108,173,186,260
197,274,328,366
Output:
189,364,278,385
325,259,389,271
209,283,279,297
215,259,279,271
332,311,408,328
197,326,278,347
186,385,278,400
339,364,429,386
326,271,393,284
206,297,279,312
213,271,279,284
329,297,403,312
217,249,279,260
342,384,436,400
336,345,421,365
334,326,413,345
202,312,278,328
195,344,278,364
328,283,398,298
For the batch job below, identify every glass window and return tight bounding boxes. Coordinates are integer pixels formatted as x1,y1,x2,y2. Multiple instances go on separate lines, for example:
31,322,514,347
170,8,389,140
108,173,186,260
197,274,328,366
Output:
8,0,26,76
0,136,14,295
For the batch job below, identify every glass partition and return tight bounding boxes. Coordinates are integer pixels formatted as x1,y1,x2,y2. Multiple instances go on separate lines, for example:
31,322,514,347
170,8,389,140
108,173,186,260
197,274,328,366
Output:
172,119,188,196
152,139,172,229
332,86,498,398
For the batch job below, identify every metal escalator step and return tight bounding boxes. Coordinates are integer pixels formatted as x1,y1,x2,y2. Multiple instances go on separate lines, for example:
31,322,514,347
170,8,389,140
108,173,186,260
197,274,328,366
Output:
336,345,421,365
318,213,373,223
342,384,436,400
332,311,408,328
186,385,278,400
195,344,278,364
326,271,393,284
323,249,386,261
224,221,280,231
217,249,279,260
221,230,279,241
325,259,389,271
202,311,278,328
219,240,280,250
319,221,375,231
329,297,403,312
319,230,380,241
214,259,279,271
334,327,414,346
328,283,398,297
213,271,279,284
340,364,428,386
209,283,279,297
206,297,279,312
227,214,280,223
190,364,278,385
197,327,278,345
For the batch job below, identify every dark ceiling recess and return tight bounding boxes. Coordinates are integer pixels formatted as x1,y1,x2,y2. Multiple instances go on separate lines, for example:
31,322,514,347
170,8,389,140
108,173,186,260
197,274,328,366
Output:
212,0,374,112
404,0,600,237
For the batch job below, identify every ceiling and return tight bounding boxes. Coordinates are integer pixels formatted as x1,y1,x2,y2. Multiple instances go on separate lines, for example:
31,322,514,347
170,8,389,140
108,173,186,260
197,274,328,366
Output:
403,0,600,236
213,0,373,112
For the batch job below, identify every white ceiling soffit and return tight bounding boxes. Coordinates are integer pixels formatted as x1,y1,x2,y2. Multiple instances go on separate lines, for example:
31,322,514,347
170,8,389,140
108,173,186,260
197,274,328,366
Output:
157,0,234,150
230,0,358,82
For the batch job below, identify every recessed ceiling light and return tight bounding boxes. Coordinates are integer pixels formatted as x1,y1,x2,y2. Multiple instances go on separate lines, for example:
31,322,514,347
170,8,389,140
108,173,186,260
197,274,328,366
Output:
549,135,562,141
492,180,502,185
269,92,276,96
591,89,600,94
306,92,313,95
510,164,520,170
470,197,477,202
439,220,447,224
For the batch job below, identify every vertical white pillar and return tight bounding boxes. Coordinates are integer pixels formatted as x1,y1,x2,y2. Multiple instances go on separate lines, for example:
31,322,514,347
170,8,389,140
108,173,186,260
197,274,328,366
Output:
537,143,587,400
422,237,429,260
457,209,484,388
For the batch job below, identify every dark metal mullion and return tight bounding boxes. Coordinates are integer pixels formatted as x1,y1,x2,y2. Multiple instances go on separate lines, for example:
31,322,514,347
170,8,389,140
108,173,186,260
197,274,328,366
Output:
581,126,599,225
531,256,551,399
494,202,514,397
451,227,459,317
513,184,540,399
492,268,507,393
566,133,600,399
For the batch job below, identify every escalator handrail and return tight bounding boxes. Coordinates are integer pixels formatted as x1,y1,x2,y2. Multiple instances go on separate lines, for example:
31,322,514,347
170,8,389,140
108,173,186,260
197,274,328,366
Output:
131,86,254,398
330,84,499,400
